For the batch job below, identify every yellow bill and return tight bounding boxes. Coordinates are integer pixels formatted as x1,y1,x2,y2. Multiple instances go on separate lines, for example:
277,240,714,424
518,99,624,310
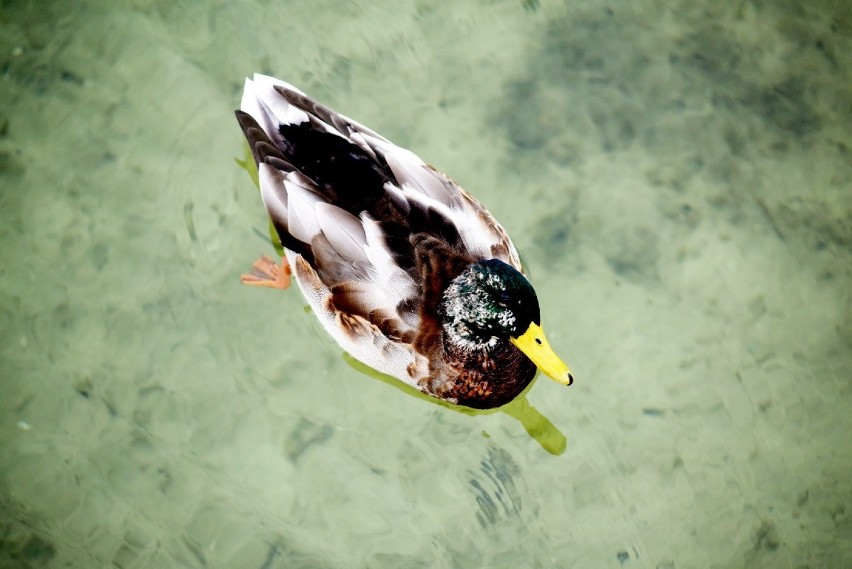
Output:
510,322,573,386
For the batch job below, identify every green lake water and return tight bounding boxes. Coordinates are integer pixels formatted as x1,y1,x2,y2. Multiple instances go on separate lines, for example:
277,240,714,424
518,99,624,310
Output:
1,1,850,567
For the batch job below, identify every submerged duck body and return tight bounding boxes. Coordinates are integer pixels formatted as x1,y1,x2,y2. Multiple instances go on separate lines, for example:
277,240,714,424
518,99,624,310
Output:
236,74,571,409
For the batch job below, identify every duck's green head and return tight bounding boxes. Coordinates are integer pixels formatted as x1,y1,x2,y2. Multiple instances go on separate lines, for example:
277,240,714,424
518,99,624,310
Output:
440,259,573,386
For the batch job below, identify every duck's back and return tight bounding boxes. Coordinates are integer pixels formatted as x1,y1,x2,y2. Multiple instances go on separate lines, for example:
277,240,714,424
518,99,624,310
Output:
237,74,522,268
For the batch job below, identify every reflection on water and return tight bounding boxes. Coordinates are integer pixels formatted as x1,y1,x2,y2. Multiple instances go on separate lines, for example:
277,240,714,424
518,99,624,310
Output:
0,0,850,567
345,353,568,455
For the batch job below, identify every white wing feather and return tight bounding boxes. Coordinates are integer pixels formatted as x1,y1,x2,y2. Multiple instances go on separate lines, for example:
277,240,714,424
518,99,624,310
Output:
258,164,288,224
315,203,368,264
284,179,322,244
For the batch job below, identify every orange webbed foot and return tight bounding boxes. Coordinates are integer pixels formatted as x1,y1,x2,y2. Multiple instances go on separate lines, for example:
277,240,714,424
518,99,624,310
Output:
240,255,292,289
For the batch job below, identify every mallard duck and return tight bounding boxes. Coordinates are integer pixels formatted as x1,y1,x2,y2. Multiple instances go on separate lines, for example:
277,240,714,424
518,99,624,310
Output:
235,74,572,409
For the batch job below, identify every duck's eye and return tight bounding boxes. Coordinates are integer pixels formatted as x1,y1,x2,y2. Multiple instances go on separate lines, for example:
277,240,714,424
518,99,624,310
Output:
496,291,511,306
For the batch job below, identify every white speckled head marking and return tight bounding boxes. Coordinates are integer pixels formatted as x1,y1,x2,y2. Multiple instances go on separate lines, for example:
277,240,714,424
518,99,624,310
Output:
440,259,539,352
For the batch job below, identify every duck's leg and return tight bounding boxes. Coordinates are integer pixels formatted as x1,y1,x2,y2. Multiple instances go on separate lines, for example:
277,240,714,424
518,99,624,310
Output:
240,255,291,289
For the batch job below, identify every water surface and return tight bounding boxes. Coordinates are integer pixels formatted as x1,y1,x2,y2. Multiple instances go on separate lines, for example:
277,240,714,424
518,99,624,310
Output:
1,1,850,567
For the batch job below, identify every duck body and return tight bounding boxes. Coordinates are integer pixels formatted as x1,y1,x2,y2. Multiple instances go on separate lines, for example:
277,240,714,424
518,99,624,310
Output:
236,74,571,409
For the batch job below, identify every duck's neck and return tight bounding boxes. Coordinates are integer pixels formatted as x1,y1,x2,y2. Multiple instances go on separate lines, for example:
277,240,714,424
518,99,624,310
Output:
439,330,537,409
